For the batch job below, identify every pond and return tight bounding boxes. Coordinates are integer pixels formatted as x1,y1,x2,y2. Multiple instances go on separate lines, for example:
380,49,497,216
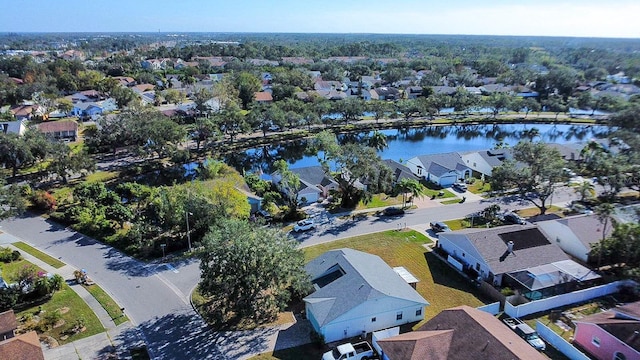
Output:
223,123,610,175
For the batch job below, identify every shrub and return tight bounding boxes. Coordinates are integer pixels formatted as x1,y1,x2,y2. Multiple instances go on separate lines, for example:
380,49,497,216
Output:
0,247,20,263
42,309,62,329
500,287,515,296
31,190,57,212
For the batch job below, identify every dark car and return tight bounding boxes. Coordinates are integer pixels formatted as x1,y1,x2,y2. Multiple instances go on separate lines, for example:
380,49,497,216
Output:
383,207,405,216
503,213,526,225
430,221,451,233
452,182,468,192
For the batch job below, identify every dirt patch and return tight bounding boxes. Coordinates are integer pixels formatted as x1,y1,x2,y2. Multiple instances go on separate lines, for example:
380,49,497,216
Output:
41,335,59,348
58,307,70,315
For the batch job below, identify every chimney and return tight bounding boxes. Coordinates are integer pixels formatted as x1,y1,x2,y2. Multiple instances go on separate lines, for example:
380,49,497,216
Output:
507,241,514,253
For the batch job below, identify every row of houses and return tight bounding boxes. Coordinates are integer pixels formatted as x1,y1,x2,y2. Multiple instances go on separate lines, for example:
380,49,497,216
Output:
303,210,635,358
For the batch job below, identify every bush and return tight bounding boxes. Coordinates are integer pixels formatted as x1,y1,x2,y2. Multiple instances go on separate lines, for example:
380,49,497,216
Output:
0,247,20,263
500,287,515,296
31,190,57,212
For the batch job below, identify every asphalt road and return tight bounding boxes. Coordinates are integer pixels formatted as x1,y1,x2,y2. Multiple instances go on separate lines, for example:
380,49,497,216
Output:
0,184,583,359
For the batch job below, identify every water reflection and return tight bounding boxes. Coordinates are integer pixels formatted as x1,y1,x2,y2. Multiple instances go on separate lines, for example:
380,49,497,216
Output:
222,123,610,174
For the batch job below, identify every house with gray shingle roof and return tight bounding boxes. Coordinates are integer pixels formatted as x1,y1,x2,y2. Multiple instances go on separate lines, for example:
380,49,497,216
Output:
537,214,613,263
305,248,428,343
437,225,599,300
382,159,420,185
459,148,512,177
405,152,471,187
271,166,339,204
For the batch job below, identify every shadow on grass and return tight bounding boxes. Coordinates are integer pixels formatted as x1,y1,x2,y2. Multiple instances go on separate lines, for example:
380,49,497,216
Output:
424,251,487,298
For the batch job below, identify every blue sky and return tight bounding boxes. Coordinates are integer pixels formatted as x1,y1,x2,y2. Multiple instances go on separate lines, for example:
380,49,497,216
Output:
1,0,639,38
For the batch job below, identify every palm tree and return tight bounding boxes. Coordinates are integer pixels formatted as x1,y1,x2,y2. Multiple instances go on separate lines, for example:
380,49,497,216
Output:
367,130,388,151
574,180,596,203
395,178,426,208
595,202,615,268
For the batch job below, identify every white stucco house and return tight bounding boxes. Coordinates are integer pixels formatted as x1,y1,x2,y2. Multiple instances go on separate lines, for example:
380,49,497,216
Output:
405,152,471,187
537,214,613,263
304,248,429,343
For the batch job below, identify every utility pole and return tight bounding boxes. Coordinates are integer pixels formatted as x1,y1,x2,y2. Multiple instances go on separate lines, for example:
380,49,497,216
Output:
186,211,193,252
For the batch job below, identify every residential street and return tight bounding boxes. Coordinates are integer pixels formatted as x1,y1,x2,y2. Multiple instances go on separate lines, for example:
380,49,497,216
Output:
0,185,583,359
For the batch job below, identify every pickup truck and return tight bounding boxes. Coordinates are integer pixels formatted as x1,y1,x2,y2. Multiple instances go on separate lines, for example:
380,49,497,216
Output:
503,317,546,351
322,341,375,360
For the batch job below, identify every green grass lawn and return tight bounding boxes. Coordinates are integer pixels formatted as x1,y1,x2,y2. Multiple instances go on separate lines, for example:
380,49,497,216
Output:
83,170,120,183
423,188,456,199
302,230,485,321
441,199,462,205
515,205,564,218
252,230,486,360
356,193,403,210
1,259,103,345
82,284,128,326
12,242,66,268
467,180,491,194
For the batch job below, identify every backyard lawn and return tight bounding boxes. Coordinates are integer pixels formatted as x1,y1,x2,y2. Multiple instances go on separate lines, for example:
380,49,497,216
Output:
1,259,103,345
253,230,487,360
302,229,485,322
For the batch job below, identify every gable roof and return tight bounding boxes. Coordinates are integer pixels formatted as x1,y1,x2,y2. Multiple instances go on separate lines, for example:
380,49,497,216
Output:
304,249,428,327
254,91,273,102
290,166,338,188
414,152,468,177
575,301,640,352
382,306,547,360
0,310,16,335
383,159,419,183
538,214,613,251
440,225,569,275
0,331,45,360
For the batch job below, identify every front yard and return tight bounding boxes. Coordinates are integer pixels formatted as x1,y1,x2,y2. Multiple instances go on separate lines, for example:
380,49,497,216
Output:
0,259,103,345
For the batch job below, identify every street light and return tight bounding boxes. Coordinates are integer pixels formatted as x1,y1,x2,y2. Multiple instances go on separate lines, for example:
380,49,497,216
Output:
186,211,193,252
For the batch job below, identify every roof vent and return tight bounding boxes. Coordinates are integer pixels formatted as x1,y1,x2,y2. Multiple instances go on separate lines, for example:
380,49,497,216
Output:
507,241,514,253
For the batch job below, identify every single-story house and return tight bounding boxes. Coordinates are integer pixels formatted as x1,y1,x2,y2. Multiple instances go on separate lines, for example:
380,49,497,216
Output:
382,159,420,185
537,214,613,263
9,105,44,121
573,301,640,360
373,87,401,100
0,119,27,135
271,166,338,204
70,99,117,118
0,310,45,360
37,120,78,141
459,148,511,178
405,152,471,187
305,248,429,343
375,305,547,360
437,225,599,299
254,91,273,103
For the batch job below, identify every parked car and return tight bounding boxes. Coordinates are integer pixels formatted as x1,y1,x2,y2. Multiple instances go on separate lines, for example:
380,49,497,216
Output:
452,182,468,192
382,207,405,216
430,221,451,233
503,318,546,351
322,341,375,360
502,213,526,225
293,219,315,232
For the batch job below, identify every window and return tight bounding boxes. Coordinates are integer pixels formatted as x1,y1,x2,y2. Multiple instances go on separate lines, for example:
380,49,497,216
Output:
592,336,600,347
462,252,465,257
371,317,376,322
614,352,626,360
475,263,481,271
415,308,422,317
396,311,403,321
417,167,422,175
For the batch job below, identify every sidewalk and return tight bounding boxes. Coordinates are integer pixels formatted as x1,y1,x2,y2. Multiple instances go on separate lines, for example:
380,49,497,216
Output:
0,231,141,360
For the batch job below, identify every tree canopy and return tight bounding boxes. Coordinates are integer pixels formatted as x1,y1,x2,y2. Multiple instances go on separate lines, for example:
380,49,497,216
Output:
198,218,310,325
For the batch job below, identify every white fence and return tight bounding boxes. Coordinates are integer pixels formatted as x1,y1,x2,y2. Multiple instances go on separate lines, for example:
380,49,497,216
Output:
505,280,631,318
477,302,500,315
536,321,590,360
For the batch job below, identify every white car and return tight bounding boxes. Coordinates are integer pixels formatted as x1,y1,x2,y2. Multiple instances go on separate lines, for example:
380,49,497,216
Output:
293,219,315,232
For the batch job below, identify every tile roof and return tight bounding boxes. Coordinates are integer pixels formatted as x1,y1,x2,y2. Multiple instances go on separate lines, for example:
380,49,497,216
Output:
379,306,546,360
0,331,45,360
304,249,428,327
440,225,569,275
